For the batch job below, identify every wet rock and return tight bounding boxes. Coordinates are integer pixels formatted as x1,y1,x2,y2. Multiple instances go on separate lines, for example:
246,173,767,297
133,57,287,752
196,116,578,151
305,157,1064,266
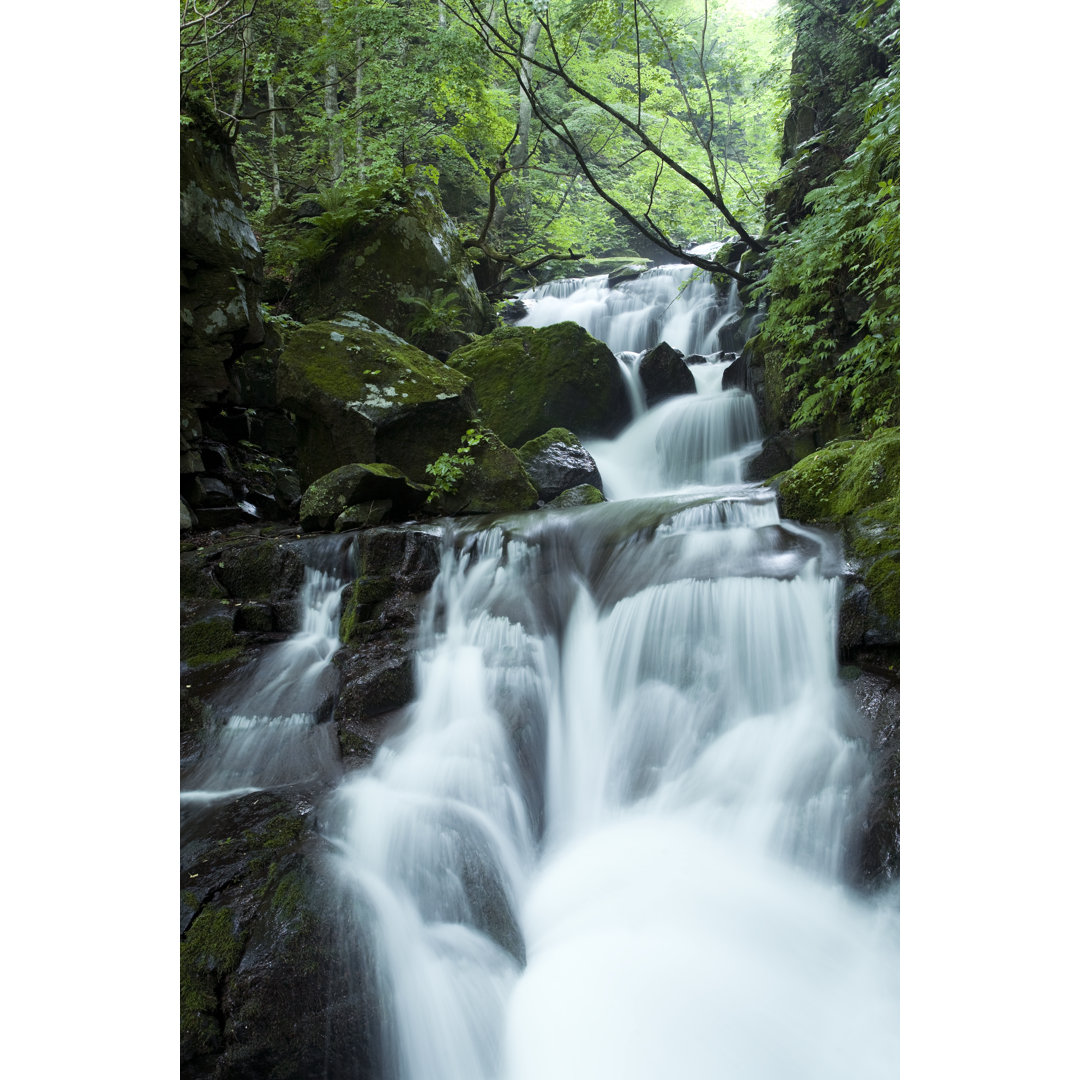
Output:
606,262,648,286
180,791,381,1080
844,669,900,890
638,342,695,406
182,497,198,532
432,429,540,516
549,483,607,508
446,322,632,446
516,427,603,502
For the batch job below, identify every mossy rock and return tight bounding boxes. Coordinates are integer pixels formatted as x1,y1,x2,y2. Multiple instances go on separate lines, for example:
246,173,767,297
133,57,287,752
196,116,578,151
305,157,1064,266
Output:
432,429,539,516
276,314,479,484
774,427,899,638
775,427,898,522
181,904,247,1060
299,462,430,532
446,323,631,447
516,427,603,502
286,184,490,338
180,611,238,665
550,484,607,508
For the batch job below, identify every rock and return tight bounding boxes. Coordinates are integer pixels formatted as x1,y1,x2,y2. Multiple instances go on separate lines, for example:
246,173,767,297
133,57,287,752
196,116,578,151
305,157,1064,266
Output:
180,102,264,404
286,184,491,350
744,429,819,482
606,262,649,286
180,791,381,1080
772,427,899,646
276,313,479,486
638,342,695,406
516,428,603,502
335,500,394,532
446,323,631,447
187,476,234,509
843,668,900,890
181,497,197,532
180,607,239,666
433,429,539,516
299,462,430,532
334,527,443,756
497,299,528,323
549,484,606,508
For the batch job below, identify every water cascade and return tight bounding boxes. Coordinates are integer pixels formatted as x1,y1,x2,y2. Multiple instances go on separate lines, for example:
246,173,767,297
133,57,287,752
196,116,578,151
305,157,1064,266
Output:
181,535,354,807
325,266,900,1078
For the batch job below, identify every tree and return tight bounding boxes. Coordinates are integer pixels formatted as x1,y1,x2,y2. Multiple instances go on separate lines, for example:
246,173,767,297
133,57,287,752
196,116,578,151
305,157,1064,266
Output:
443,0,779,282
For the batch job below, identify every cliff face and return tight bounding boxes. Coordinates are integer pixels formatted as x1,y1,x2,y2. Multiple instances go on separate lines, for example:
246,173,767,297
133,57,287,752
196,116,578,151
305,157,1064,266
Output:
180,101,266,404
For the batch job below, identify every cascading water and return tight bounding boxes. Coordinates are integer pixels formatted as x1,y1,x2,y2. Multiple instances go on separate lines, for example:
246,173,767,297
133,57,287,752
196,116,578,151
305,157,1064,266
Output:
326,264,899,1078
181,535,354,808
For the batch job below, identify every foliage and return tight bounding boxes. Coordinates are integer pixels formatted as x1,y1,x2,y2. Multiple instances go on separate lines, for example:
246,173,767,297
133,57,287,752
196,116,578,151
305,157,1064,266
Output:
424,424,489,501
757,0,898,433
402,288,467,338
181,1,785,286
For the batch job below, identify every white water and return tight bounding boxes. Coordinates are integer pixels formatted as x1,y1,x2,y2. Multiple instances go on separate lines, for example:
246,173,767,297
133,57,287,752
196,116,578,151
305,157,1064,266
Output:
328,270,899,1078
181,536,352,801
515,263,735,356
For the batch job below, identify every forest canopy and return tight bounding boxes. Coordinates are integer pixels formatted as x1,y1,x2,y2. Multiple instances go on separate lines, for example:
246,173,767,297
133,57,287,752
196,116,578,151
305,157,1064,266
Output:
180,0,789,279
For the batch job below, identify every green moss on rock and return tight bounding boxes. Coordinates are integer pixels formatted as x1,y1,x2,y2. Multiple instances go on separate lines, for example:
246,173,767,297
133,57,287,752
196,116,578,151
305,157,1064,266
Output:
181,614,237,662
550,484,607,507
430,427,539,515
774,426,899,634
181,904,247,1056
299,461,429,532
446,323,631,447
277,315,479,484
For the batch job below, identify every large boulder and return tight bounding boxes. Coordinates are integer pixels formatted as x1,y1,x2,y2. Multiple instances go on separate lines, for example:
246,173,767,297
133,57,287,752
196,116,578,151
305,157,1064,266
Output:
285,183,491,353
446,323,631,447
431,427,539,516
276,313,479,486
516,427,603,502
638,342,695,406
298,462,430,532
180,102,265,403
773,427,899,647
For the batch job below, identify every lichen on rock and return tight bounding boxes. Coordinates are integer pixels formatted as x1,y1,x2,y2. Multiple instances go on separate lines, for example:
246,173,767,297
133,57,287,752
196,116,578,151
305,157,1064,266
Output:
276,315,478,485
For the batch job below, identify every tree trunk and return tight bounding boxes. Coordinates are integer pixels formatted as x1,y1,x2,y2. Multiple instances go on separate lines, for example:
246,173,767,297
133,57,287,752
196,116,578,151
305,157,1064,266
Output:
267,78,282,207
492,17,541,232
354,36,365,178
315,0,344,184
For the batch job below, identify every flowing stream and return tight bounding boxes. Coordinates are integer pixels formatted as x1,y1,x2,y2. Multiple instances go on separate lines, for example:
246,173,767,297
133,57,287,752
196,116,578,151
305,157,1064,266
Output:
181,535,353,808
324,265,900,1078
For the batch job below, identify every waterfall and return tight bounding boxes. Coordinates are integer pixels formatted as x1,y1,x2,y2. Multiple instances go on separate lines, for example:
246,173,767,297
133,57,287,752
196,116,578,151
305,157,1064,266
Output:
181,535,354,806
326,268,899,1078
515,264,731,356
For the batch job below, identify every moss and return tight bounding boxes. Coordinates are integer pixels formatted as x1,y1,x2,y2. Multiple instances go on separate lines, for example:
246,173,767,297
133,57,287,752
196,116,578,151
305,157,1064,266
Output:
446,323,628,446
184,646,244,669
516,427,580,457
776,427,898,523
180,616,237,662
245,811,305,851
776,428,900,631
181,905,247,1054
339,576,394,645
550,484,606,507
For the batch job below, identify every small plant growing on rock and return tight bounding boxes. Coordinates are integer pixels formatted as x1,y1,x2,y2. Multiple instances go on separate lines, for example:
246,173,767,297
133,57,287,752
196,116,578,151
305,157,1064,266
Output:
402,288,465,338
424,425,486,502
